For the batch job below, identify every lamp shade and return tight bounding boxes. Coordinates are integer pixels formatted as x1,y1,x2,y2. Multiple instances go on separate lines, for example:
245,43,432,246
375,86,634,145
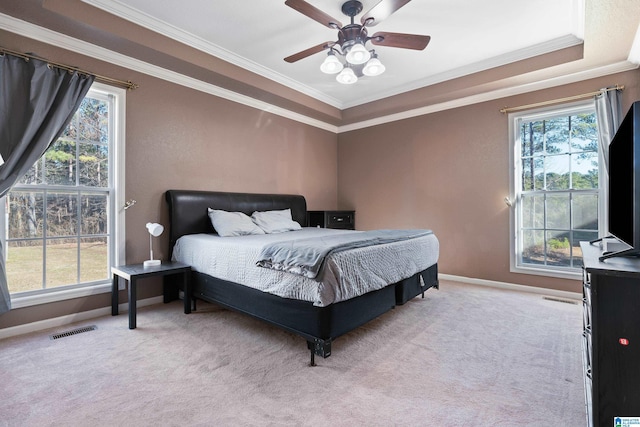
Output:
144,222,164,268
336,67,358,84
146,222,164,237
345,43,371,65
320,53,344,74
362,57,386,76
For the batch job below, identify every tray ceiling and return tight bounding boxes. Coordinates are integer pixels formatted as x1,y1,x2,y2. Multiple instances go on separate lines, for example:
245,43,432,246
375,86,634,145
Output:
84,0,584,109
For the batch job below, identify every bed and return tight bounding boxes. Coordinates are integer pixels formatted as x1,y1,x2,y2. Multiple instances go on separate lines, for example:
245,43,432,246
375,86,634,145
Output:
165,189,439,365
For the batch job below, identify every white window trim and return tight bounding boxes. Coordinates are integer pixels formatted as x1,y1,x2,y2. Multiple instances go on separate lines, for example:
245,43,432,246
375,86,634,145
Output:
508,100,604,281
6,82,126,309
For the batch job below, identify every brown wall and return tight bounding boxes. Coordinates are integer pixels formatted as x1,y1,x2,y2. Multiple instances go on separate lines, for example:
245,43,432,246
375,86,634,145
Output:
338,69,640,294
0,33,338,330
1,28,639,332
125,75,339,264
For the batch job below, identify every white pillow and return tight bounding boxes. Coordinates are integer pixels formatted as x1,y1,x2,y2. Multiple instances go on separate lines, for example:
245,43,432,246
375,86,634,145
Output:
208,208,265,237
251,209,302,234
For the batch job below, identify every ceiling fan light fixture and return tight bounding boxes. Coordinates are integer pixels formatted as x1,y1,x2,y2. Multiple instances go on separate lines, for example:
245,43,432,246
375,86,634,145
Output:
345,42,370,64
320,52,344,74
284,0,431,85
362,56,385,76
336,67,358,84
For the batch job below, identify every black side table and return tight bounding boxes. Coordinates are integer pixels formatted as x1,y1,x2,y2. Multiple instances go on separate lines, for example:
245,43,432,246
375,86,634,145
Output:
307,210,355,229
111,261,191,329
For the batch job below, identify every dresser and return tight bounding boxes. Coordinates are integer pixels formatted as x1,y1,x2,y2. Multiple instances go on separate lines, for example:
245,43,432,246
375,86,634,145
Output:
307,210,355,230
580,241,640,427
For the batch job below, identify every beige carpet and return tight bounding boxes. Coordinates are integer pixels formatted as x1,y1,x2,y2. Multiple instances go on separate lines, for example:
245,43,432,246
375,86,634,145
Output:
0,280,585,426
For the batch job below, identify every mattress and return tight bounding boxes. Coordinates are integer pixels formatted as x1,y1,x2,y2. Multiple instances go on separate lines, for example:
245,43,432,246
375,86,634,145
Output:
172,227,439,307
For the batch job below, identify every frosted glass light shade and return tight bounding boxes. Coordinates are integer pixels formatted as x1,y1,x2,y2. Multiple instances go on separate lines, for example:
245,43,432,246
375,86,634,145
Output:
320,54,344,74
362,57,386,76
345,43,371,65
336,67,358,84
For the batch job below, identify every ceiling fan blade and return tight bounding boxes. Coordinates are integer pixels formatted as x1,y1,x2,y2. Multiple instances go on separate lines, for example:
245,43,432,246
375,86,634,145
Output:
284,41,333,63
285,0,342,29
361,0,412,27
370,32,431,50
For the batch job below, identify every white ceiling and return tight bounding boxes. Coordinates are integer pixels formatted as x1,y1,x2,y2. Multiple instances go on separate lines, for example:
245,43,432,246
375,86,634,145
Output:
84,0,584,109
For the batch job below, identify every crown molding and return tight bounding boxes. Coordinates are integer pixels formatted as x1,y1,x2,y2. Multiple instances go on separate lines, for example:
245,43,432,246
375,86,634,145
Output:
83,0,584,111
0,13,338,133
1,12,636,136
628,21,640,64
338,60,639,133
340,35,584,109
82,0,343,108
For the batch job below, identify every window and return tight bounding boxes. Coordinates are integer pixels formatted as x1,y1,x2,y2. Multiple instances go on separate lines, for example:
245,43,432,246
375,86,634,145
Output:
509,101,602,279
1,83,125,306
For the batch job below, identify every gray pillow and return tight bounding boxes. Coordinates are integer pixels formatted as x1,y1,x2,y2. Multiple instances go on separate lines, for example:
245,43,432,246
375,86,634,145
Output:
208,208,265,237
251,208,302,233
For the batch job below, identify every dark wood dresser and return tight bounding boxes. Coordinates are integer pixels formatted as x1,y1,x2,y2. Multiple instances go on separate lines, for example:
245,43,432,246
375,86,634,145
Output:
580,241,640,427
307,210,355,230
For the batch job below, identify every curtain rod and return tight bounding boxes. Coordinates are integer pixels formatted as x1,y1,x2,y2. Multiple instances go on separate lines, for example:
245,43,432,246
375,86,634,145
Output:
0,46,138,91
499,85,624,114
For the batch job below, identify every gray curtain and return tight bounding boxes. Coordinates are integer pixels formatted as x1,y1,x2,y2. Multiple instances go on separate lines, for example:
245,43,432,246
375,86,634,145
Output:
0,54,94,315
594,87,623,237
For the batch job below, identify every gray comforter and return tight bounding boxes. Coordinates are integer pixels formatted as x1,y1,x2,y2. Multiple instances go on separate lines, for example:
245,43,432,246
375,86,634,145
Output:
256,229,433,279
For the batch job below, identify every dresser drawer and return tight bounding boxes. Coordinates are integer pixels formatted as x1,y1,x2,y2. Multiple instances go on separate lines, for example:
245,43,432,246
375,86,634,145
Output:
583,282,591,308
582,330,593,427
326,212,354,229
583,300,591,331
583,326,592,372
307,210,355,230
582,269,592,332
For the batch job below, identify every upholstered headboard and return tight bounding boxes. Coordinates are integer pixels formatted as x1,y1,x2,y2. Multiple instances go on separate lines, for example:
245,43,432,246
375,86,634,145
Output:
165,190,308,256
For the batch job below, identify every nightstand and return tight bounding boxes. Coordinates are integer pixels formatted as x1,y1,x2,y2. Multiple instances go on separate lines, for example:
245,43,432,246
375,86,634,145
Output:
111,261,191,329
307,210,355,230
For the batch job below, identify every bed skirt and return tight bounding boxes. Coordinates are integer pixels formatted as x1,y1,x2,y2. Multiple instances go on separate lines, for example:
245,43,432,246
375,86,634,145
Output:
187,263,438,361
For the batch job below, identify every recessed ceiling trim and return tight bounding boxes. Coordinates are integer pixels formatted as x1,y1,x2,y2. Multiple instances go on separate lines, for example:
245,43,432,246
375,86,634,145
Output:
2,12,635,136
338,60,638,133
628,22,640,64
82,0,344,108
83,0,585,111
340,34,584,109
572,0,585,39
0,13,338,133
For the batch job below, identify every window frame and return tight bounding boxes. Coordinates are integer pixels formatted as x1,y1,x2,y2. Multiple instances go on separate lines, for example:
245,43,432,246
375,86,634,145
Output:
508,100,604,280
1,82,126,308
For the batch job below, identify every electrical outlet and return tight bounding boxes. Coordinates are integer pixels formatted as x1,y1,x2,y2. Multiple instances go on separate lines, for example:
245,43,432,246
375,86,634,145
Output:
118,280,125,290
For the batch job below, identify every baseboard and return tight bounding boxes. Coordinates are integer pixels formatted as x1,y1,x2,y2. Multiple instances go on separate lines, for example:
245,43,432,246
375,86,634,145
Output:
0,296,164,340
439,274,582,301
2,276,581,340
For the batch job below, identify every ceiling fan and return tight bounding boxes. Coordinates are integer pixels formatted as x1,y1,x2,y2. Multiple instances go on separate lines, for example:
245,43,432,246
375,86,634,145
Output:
284,0,430,84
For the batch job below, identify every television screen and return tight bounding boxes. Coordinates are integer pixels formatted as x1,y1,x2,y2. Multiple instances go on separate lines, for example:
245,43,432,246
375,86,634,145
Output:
608,103,635,248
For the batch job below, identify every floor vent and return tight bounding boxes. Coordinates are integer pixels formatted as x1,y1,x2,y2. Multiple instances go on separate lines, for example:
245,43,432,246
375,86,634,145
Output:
543,296,579,305
49,325,97,340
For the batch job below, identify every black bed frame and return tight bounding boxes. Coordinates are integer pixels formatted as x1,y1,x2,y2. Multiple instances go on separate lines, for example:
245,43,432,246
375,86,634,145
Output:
165,190,438,365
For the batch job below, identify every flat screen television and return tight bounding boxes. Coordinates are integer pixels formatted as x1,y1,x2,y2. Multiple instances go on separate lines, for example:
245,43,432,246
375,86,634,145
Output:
601,100,640,261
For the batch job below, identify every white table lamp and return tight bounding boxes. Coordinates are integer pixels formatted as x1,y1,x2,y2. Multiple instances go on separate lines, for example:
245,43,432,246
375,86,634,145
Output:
144,222,164,268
